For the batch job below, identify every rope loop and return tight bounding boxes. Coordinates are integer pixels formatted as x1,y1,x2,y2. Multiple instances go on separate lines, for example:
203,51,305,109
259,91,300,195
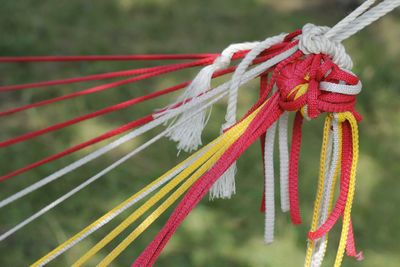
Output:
299,23,353,70
276,53,361,119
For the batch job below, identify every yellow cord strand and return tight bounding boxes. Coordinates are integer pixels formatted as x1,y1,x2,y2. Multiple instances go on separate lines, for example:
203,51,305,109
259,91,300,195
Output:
304,115,332,266
333,112,359,267
318,121,343,262
72,101,266,266
31,138,220,267
98,141,231,266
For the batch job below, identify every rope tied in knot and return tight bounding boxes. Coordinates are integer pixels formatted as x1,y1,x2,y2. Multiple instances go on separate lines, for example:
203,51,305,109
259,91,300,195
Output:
299,23,353,70
276,53,362,120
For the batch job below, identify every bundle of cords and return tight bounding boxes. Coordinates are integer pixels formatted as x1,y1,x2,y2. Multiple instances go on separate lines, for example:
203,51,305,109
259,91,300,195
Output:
1,0,399,266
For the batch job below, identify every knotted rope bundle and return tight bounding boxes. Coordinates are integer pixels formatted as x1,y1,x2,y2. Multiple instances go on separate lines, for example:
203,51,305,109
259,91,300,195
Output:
1,1,399,266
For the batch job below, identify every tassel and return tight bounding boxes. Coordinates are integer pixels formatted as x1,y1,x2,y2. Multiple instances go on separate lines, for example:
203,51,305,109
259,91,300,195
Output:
210,36,286,199
209,120,238,200
209,162,237,200
166,42,259,153
165,65,216,153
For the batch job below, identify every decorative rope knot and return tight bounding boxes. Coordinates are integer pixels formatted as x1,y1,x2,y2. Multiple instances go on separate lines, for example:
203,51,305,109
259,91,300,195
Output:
276,53,362,120
298,23,353,70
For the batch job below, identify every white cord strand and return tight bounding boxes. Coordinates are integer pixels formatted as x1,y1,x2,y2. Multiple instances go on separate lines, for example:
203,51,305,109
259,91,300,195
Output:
324,0,376,39
165,42,259,153
264,121,277,244
333,0,400,42
209,34,287,200
278,112,290,212
225,34,287,126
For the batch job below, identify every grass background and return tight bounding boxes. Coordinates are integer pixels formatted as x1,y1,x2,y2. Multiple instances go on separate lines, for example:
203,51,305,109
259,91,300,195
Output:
0,0,399,266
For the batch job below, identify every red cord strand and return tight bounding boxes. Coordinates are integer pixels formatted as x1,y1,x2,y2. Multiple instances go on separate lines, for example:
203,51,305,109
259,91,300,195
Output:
288,111,303,225
0,58,215,115
308,121,353,240
0,54,218,63
0,64,199,93
0,115,153,183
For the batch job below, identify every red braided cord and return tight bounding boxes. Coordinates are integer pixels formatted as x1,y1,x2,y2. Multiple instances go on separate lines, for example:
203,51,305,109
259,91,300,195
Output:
288,111,303,225
0,43,295,183
0,63,207,93
0,42,297,150
0,58,215,116
308,121,353,240
0,54,218,62
0,115,153,183
346,220,363,260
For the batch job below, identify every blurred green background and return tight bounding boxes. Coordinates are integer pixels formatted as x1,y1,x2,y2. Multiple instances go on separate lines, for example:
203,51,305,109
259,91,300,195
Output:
0,0,399,266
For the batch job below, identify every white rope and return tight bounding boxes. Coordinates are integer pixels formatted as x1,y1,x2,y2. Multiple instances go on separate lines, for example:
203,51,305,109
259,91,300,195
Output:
324,0,376,39
333,0,400,42
278,112,290,212
224,34,287,126
299,24,353,69
264,121,277,244
209,34,287,200
165,42,259,153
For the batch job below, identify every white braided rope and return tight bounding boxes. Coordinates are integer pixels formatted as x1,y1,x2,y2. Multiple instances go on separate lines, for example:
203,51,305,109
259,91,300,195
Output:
264,121,277,244
278,112,290,212
325,0,376,39
224,34,287,127
209,34,287,200
299,24,353,70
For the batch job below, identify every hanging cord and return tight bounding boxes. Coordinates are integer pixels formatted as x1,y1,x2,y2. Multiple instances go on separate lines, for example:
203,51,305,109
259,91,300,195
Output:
209,33,286,200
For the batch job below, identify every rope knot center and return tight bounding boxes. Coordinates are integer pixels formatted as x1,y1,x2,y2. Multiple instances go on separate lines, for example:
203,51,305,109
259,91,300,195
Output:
299,23,353,70
276,54,362,119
